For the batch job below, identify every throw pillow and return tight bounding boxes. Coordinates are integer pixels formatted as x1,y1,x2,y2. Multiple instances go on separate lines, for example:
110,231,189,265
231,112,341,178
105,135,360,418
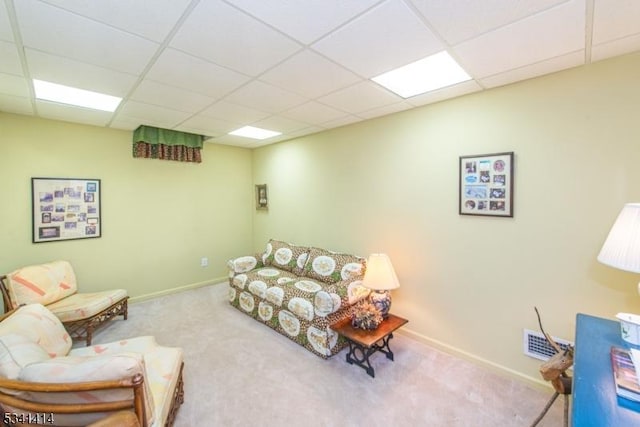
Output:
262,239,310,275
303,247,365,284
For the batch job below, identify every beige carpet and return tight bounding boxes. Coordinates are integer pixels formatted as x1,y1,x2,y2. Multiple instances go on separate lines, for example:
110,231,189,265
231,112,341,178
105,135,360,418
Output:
87,283,563,426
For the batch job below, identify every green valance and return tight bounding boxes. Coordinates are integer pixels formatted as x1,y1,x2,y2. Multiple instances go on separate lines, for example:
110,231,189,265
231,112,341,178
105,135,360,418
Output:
133,125,203,148
132,125,204,163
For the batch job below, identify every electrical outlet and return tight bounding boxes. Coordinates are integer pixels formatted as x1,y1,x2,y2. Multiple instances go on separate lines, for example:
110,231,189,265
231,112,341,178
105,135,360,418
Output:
200,257,208,267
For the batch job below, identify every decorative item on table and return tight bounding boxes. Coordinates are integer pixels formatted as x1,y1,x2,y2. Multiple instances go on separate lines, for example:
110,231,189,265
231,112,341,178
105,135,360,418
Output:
598,203,640,345
351,300,383,330
362,253,400,318
616,313,640,346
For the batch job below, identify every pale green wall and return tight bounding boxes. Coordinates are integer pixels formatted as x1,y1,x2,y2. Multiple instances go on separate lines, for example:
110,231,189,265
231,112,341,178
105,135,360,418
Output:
252,52,640,383
0,113,253,299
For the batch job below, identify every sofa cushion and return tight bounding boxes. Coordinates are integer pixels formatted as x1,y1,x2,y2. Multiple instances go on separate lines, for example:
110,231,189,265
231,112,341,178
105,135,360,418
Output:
6,260,78,307
0,303,71,357
18,353,154,426
0,334,51,379
302,247,365,284
263,239,309,274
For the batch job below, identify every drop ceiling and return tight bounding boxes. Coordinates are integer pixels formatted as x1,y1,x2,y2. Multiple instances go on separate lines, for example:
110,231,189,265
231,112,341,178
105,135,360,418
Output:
1,0,639,148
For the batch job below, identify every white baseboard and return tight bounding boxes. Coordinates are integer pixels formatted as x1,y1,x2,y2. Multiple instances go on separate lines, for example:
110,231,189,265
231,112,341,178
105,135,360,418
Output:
397,327,552,392
128,277,227,304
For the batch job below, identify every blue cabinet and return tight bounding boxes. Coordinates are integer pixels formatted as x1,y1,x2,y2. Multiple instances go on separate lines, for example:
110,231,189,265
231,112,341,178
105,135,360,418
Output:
573,313,640,426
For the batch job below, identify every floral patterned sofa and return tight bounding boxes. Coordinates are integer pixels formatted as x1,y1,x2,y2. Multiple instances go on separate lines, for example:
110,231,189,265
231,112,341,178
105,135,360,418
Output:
227,239,371,358
0,303,184,426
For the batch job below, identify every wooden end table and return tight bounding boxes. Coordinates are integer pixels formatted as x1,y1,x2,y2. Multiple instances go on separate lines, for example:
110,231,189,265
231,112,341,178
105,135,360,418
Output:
331,313,408,378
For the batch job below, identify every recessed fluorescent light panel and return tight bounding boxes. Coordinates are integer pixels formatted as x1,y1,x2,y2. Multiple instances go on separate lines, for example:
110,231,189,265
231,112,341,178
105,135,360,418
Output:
229,126,281,140
371,51,471,98
33,79,122,112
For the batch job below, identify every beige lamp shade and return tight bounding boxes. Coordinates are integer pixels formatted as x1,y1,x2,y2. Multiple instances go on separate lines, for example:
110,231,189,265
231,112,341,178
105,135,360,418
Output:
597,203,640,273
362,253,400,291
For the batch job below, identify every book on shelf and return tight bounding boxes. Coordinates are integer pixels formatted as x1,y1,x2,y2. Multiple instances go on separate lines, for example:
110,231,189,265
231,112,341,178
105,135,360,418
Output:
611,346,640,402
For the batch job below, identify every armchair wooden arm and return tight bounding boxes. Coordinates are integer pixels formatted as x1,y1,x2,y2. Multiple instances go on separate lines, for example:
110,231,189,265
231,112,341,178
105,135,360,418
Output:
0,374,147,426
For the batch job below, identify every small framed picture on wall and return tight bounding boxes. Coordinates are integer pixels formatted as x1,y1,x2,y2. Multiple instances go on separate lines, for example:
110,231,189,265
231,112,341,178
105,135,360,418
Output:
459,152,514,217
255,184,268,210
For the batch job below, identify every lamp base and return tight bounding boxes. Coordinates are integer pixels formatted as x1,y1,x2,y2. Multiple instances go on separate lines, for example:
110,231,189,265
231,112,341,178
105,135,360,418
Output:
369,290,391,318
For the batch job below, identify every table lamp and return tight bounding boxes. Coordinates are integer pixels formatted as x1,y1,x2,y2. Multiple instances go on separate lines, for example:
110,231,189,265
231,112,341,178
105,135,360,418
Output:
597,203,640,344
362,253,400,318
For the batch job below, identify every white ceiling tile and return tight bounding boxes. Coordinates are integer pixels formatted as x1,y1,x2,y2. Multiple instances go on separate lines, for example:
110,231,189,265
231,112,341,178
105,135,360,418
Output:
357,101,414,120
226,0,381,44
259,50,362,98
0,2,13,42
479,51,584,89
407,80,482,107
170,0,301,76
592,34,640,62
318,81,402,114
0,94,33,115
116,100,192,128
206,133,254,148
36,100,112,127
177,114,240,135
453,0,585,79
312,0,444,77
146,48,250,99
1,0,637,148
40,0,192,42
320,114,363,130
283,101,348,125
15,0,158,74
251,116,309,133
0,72,29,97
225,80,306,114
592,0,640,45
130,80,214,113
25,49,137,97
200,100,270,123
409,0,568,45
0,40,22,75
109,116,142,131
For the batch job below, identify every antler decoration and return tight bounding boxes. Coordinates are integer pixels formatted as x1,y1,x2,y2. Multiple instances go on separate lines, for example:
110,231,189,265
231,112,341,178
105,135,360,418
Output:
534,307,574,393
530,307,574,427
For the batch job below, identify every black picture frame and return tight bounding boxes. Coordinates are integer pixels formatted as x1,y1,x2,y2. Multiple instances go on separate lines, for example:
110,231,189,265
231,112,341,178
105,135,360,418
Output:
459,152,514,217
32,177,102,243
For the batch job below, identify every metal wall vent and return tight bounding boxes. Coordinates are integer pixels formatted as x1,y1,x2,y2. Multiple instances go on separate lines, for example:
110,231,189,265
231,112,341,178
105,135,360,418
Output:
523,328,573,361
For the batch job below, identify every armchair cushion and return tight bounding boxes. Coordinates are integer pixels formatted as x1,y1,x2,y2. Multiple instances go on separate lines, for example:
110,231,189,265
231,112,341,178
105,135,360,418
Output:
0,303,71,357
0,334,50,379
262,239,310,275
5,260,77,307
18,353,154,426
71,336,183,427
47,289,129,322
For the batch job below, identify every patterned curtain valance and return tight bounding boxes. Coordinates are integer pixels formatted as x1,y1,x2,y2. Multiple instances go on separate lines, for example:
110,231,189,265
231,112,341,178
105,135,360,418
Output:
133,125,204,163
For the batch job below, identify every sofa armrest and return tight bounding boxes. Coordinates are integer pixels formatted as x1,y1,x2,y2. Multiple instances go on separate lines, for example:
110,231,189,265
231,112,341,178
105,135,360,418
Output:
227,254,264,276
